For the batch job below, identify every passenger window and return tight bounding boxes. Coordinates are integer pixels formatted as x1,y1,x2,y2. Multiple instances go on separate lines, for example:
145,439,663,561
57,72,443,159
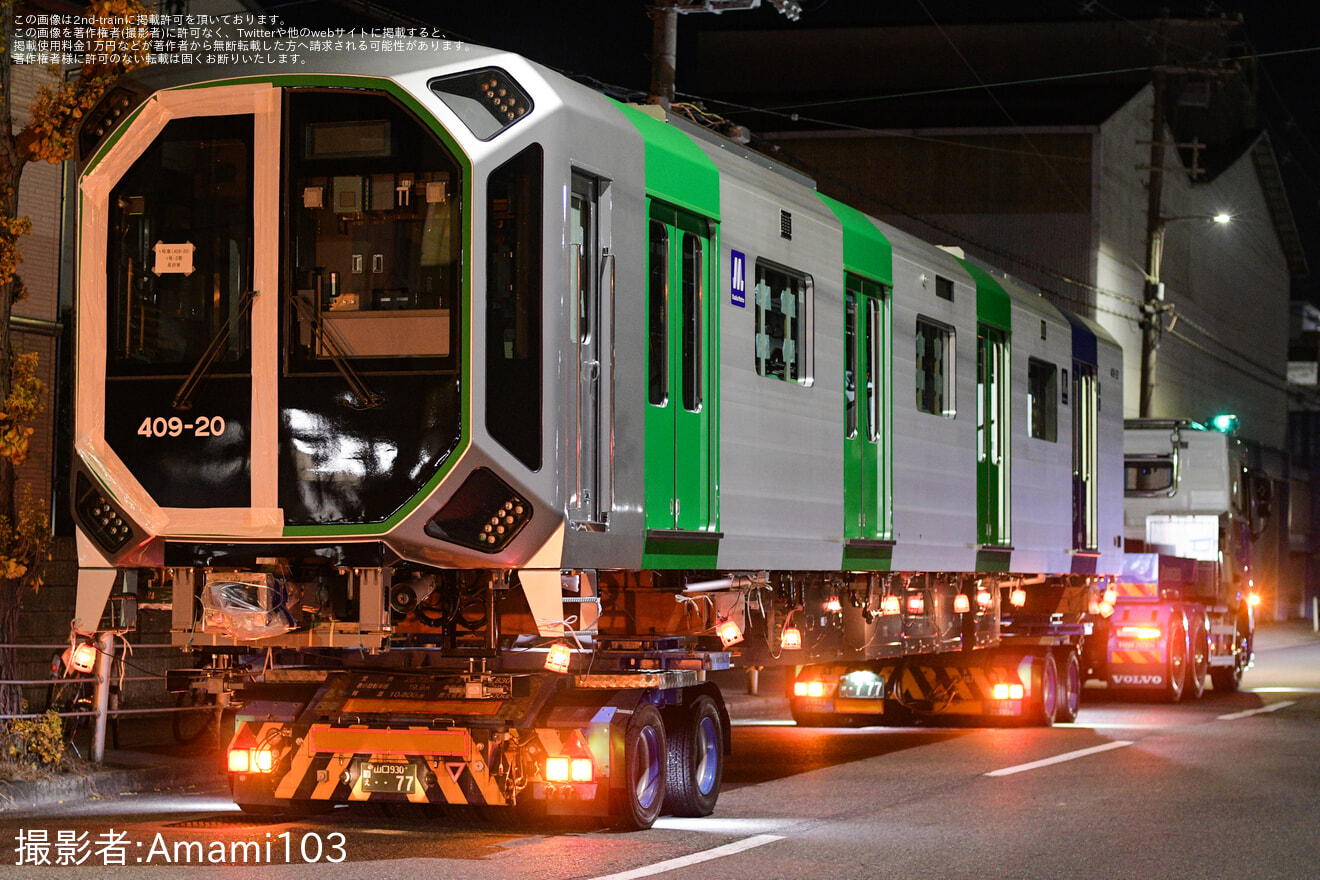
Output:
916,317,955,417
754,261,811,384
486,145,543,471
648,221,669,406
1027,358,1058,442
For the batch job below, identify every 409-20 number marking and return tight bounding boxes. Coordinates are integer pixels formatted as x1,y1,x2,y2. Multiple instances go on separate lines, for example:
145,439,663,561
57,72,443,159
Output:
137,416,227,438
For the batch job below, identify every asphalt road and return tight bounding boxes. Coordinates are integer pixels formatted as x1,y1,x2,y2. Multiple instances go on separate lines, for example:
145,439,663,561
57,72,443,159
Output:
2,628,1317,880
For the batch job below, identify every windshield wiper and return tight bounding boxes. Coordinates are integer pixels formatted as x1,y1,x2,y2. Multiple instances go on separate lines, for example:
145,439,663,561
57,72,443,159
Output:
288,292,383,410
172,289,259,410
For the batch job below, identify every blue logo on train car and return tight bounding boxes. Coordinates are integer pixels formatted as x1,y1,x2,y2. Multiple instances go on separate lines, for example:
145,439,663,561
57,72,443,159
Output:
731,249,746,308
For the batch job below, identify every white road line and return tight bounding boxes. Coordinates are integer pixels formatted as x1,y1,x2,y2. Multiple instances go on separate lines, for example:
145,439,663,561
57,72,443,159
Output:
1218,700,1296,721
985,740,1133,777
587,834,785,880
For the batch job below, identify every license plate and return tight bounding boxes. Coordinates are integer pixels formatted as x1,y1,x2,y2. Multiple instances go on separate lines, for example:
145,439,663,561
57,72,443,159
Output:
361,761,417,793
987,700,1022,716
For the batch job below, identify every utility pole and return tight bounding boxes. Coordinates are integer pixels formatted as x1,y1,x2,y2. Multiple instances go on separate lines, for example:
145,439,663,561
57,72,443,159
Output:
647,1,802,108
1138,20,1168,419
649,1,679,108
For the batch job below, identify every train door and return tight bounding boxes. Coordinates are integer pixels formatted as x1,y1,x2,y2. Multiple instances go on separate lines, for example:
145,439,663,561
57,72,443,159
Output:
977,325,1010,545
568,173,609,526
844,274,891,540
645,203,714,532
1072,361,1099,550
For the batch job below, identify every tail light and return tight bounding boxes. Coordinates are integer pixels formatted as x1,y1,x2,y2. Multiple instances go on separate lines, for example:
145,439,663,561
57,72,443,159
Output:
545,756,594,783
992,683,1025,700
228,746,275,773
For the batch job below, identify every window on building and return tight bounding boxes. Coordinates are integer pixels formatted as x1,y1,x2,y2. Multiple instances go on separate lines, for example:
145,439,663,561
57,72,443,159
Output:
1027,358,1058,442
754,261,811,383
916,317,955,417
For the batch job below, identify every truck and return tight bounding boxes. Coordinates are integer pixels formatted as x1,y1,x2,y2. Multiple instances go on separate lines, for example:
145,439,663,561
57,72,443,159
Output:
1085,419,1259,699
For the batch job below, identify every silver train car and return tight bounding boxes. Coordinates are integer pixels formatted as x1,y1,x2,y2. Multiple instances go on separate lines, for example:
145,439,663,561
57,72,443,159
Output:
70,43,1125,821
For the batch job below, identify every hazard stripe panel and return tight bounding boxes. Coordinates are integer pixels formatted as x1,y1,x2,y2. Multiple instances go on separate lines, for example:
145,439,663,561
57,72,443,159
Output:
1109,650,1163,665
239,721,597,809
307,724,470,757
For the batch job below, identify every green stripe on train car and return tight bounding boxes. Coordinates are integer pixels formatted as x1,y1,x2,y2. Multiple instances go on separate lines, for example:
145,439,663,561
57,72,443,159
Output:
612,102,720,220
959,259,1011,331
816,193,892,286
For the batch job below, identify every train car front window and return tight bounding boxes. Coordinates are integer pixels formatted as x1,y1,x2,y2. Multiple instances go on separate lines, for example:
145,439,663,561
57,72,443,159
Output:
285,90,461,370
106,115,254,376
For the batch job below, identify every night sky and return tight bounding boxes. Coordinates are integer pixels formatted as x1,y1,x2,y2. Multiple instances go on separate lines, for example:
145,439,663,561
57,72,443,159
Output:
270,0,1320,301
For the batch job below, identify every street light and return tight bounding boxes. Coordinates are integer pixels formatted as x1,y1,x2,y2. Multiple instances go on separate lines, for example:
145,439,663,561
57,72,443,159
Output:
1139,212,1232,417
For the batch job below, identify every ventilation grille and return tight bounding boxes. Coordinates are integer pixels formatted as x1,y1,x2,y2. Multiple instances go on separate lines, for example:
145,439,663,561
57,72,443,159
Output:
780,210,792,240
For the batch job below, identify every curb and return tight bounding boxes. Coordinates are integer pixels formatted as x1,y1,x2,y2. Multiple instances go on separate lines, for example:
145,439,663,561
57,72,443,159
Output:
0,756,226,813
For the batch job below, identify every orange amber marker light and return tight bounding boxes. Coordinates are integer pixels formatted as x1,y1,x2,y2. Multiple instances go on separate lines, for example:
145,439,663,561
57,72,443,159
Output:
545,643,573,674
781,627,803,650
227,749,251,773
953,594,971,614
717,619,744,648
69,643,97,674
1249,593,1262,606
1010,588,1027,608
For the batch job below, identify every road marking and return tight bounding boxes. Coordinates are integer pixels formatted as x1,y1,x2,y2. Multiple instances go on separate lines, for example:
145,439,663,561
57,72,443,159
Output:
985,741,1133,777
1218,701,1296,721
588,834,785,880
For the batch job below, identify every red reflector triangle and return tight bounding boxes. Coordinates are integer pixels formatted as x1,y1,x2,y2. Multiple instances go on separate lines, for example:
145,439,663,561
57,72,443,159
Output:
445,762,465,783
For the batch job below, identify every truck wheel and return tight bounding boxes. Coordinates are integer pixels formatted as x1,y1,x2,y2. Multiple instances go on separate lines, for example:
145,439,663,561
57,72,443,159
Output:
1185,618,1208,701
1164,622,1188,703
1054,648,1081,723
614,703,666,830
663,696,723,817
1027,652,1058,727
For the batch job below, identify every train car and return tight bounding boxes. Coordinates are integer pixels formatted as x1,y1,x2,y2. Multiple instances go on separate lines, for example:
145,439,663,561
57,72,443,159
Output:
69,41,1124,826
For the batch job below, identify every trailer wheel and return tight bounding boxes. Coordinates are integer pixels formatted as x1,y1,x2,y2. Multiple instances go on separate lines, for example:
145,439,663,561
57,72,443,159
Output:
614,703,666,830
1027,652,1058,727
1185,617,1208,701
663,696,723,817
1054,648,1081,724
1164,621,1188,703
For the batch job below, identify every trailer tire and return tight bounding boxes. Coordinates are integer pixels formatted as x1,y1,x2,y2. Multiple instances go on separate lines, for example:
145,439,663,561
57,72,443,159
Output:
1055,648,1081,724
1186,617,1208,701
1027,652,1058,727
1165,621,1188,703
663,696,723,817
613,703,666,830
